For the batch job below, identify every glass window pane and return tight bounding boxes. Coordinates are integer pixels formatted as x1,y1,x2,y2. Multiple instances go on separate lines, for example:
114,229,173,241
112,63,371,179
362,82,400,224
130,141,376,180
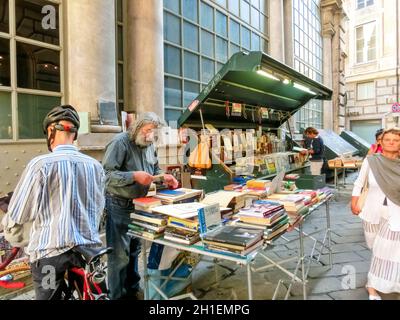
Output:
230,43,240,57
216,11,227,38
261,14,268,35
17,42,60,92
118,25,123,61
262,38,268,53
201,30,214,58
184,51,199,80
251,0,259,9
117,0,123,22
251,7,259,29
260,0,267,13
184,81,200,108
241,26,250,50
230,19,240,44
0,91,12,139
216,62,224,73
183,21,199,51
216,36,228,62
228,0,239,16
165,108,183,122
200,2,214,31
183,0,198,22
240,1,250,23
164,45,181,76
15,0,60,45
18,94,61,139
0,0,9,33
251,32,260,51
164,12,181,45
118,64,124,100
215,0,226,7
165,76,182,107
0,38,10,86
202,58,214,83
164,0,180,14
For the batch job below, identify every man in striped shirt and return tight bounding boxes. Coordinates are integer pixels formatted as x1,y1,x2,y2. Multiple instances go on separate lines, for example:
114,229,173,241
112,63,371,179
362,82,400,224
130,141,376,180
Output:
6,105,105,300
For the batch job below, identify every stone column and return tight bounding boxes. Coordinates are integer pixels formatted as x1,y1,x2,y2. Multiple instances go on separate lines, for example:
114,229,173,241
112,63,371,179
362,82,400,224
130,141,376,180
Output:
126,0,164,118
283,0,294,67
63,0,117,121
269,0,285,63
321,0,346,133
321,6,335,131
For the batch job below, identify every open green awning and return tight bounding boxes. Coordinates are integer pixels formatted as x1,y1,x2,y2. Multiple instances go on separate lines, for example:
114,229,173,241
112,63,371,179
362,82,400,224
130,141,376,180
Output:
178,51,332,130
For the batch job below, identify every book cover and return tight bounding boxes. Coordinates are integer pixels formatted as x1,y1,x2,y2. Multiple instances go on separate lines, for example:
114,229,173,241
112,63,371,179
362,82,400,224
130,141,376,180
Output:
202,225,263,248
130,211,167,225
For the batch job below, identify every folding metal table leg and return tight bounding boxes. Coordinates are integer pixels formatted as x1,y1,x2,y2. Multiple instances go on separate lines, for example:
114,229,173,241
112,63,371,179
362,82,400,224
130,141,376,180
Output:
299,223,307,300
142,240,149,300
247,263,253,300
325,200,333,269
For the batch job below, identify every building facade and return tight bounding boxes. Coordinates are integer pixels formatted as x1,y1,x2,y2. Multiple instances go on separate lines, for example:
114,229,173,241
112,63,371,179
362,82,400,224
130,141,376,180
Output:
0,0,343,195
344,0,400,143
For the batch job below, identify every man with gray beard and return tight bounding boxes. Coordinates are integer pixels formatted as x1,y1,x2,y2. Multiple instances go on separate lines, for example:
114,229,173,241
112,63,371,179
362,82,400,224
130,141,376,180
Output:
102,112,178,300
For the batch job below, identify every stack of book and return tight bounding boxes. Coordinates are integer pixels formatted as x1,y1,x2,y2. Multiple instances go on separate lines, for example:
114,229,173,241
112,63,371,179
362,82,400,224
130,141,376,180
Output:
279,194,309,224
128,197,167,240
154,188,204,205
128,211,167,240
298,190,319,207
152,202,206,245
235,200,289,243
132,197,162,212
318,187,334,199
202,225,264,257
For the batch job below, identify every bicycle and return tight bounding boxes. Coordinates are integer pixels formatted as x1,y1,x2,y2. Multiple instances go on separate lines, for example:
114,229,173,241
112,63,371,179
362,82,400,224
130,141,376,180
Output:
0,247,30,290
58,246,113,300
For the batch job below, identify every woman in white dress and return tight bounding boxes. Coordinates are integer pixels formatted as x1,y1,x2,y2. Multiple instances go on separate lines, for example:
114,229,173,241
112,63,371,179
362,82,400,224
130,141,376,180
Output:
351,128,400,300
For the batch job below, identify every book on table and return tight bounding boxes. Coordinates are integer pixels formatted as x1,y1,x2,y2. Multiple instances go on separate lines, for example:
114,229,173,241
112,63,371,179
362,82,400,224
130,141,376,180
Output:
237,208,286,226
167,216,199,232
264,223,289,242
129,219,167,233
154,188,204,204
151,202,207,219
132,197,162,209
164,227,200,245
130,211,167,225
205,239,263,257
128,225,163,240
201,225,264,248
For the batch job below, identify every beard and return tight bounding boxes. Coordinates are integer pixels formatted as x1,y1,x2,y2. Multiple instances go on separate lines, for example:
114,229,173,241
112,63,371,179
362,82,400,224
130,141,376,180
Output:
135,132,152,147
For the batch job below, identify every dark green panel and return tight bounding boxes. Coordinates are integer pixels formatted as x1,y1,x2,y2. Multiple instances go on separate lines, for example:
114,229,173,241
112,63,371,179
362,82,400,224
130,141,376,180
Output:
178,51,332,130
340,130,371,158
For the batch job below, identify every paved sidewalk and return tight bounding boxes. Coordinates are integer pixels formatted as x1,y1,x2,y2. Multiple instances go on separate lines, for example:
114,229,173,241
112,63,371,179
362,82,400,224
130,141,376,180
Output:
6,172,400,300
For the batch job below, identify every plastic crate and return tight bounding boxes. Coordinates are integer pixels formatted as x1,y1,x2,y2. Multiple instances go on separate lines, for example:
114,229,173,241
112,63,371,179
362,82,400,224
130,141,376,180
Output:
295,174,326,190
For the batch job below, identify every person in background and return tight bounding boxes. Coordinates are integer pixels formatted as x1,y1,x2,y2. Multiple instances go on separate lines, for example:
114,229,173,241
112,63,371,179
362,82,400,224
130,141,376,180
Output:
351,128,400,300
301,127,325,175
4,105,105,300
367,128,384,156
102,112,178,300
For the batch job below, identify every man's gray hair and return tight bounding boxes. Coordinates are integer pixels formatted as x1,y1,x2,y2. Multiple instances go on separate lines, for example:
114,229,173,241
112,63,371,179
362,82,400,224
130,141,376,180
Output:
128,112,166,141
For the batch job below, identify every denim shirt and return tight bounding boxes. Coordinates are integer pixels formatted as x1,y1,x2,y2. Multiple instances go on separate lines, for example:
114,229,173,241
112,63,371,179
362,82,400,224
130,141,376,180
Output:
103,132,162,199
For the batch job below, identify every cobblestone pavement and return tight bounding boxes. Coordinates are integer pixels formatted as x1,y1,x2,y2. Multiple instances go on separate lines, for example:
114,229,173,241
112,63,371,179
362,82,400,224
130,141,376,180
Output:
7,172,400,300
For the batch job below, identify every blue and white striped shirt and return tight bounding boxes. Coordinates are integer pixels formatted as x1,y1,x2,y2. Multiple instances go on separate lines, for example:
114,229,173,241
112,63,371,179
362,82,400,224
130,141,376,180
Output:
8,145,105,262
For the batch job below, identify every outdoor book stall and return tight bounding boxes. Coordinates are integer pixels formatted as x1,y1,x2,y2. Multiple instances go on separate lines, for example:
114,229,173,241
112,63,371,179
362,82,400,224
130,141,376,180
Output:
129,51,335,300
177,51,332,193
131,179,334,300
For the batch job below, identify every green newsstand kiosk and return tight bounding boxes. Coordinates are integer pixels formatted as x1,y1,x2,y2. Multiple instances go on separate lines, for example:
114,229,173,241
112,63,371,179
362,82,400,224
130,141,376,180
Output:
177,51,333,193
